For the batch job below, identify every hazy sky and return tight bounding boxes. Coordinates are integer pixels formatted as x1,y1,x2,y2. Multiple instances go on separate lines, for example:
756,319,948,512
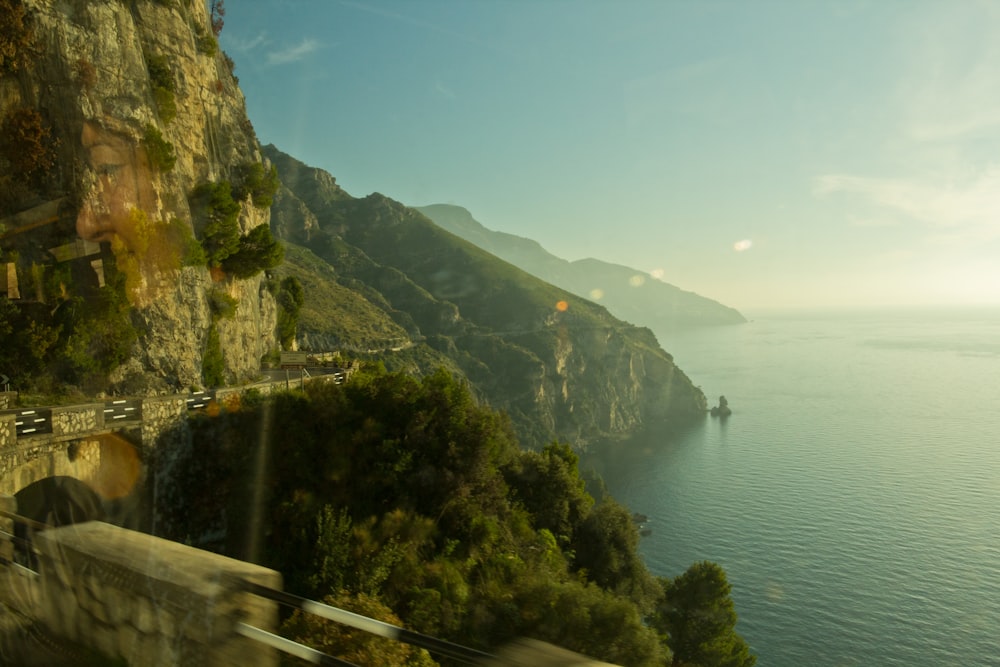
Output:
223,1,1000,310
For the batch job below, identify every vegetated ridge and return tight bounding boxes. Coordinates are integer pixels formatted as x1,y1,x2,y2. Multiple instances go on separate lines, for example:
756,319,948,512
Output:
156,368,755,667
265,145,707,448
417,203,747,332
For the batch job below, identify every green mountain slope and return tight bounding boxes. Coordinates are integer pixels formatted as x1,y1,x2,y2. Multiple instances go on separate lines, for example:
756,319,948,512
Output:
265,145,707,447
416,203,746,331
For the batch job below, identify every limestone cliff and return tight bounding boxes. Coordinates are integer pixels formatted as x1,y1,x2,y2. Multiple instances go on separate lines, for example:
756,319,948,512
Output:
0,0,276,392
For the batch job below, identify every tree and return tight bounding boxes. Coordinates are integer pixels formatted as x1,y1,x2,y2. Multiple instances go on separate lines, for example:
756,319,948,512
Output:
221,224,284,278
192,181,240,266
1,108,57,186
654,561,756,667
276,275,304,348
504,442,593,545
233,161,280,208
571,496,655,603
210,0,225,37
143,124,176,172
202,323,225,386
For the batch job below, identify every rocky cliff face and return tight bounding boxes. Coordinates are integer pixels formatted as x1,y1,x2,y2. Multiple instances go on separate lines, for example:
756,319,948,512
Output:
0,0,276,392
266,147,707,448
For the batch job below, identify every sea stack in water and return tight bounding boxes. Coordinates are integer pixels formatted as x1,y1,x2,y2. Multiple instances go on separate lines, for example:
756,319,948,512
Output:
711,395,732,417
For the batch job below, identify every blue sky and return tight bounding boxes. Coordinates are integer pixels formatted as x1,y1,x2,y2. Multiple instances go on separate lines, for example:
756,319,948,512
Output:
222,1,1000,310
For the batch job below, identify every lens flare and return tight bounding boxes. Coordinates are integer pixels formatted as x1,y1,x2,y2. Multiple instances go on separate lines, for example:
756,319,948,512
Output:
89,433,142,500
650,268,665,280
589,288,604,300
555,300,569,312
734,239,753,252
629,274,646,287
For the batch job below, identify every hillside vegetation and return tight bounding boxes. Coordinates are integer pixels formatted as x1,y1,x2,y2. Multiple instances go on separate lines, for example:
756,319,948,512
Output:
265,146,707,448
156,369,754,667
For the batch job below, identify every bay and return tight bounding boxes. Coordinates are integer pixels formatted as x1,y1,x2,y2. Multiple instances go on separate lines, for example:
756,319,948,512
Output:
589,308,1000,667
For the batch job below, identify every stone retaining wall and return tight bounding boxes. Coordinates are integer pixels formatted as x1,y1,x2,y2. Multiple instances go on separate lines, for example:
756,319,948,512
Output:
52,404,103,438
0,392,14,410
140,396,188,449
0,413,13,448
35,522,280,666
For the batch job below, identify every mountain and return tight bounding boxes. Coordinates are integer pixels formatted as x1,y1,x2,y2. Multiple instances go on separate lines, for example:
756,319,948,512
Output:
0,0,707,448
416,204,746,331
265,146,707,447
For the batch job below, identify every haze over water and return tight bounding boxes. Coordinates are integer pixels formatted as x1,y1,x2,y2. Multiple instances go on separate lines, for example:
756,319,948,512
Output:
591,308,1000,667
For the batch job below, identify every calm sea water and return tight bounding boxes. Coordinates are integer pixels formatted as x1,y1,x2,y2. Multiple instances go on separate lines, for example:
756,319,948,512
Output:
589,308,1000,667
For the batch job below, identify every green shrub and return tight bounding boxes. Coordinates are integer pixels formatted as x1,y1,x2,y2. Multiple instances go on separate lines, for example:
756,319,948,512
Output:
194,22,218,56
57,265,137,386
276,275,304,348
0,0,33,74
277,275,305,312
0,108,58,186
146,53,177,123
209,286,238,319
164,218,207,267
221,224,284,279
233,161,280,208
143,124,176,172
202,323,225,386
221,50,236,79
190,180,240,266
0,299,60,383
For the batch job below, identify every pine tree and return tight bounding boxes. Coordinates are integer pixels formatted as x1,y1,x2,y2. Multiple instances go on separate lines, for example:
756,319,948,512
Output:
655,561,756,667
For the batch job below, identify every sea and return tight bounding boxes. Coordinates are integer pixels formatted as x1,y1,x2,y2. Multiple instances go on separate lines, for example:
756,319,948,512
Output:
588,307,1000,667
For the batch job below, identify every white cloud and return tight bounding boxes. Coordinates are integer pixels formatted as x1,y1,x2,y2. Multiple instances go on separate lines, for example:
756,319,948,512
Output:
228,31,269,53
815,168,1000,240
267,38,321,65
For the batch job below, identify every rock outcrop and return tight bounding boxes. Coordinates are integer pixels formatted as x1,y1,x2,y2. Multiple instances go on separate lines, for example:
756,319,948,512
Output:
0,0,276,392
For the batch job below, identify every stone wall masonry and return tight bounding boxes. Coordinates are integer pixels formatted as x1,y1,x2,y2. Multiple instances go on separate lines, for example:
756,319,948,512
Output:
51,404,104,439
0,413,13,448
0,392,14,410
140,396,189,449
0,439,56,497
35,522,281,667
0,437,105,497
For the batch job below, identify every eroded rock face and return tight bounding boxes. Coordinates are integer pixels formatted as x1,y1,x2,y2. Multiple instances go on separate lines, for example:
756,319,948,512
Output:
2,0,276,391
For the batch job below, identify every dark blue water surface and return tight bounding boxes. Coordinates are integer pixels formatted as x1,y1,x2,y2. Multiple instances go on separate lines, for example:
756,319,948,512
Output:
589,308,1000,667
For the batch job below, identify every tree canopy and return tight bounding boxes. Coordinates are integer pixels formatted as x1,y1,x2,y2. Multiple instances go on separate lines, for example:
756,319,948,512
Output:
654,561,756,667
158,367,755,666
